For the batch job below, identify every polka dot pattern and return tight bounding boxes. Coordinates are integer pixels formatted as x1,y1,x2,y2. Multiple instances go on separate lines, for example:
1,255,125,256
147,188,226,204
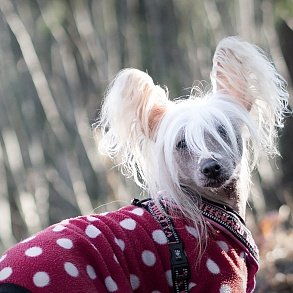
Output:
87,215,99,222
25,246,43,257
85,224,101,238
119,218,136,230
0,267,12,281
61,219,70,225
152,230,167,245
33,272,50,288
131,208,144,216
86,265,97,280
64,262,79,277
189,282,197,290
206,258,220,274
0,255,6,263
186,225,199,238
130,274,140,290
113,254,119,263
56,238,73,249
52,225,66,232
0,204,256,292
165,270,173,287
114,238,125,251
239,251,246,261
105,276,118,292
141,250,156,267
217,241,229,252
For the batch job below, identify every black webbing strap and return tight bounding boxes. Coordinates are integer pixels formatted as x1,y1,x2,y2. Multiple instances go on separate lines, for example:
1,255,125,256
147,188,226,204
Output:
132,198,190,293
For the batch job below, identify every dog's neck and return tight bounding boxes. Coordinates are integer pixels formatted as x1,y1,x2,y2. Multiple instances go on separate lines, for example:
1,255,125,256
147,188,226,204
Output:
182,184,247,219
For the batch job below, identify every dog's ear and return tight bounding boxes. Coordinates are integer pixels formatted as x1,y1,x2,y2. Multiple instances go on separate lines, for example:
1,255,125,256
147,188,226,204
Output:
211,37,288,112
100,68,169,143
210,36,289,155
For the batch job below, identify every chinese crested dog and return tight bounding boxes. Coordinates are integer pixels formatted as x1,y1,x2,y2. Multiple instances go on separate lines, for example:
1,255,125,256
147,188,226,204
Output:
0,37,289,293
99,36,288,231
98,36,289,291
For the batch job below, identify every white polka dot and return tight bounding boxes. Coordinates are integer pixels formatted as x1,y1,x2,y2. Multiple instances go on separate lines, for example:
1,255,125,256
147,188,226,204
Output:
100,212,109,216
141,250,156,266
21,235,36,243
0,267,12,281
120,218,136,230
33,271,50,287
239,251,246,261
219,284,232,293
64,262,79,277
85,224,101,238
131,208,144,216
165,270,173,287
87,215,99,222
206,258,220,274
217,241,229,252
189,282,197,289
186,226,199,238
0,254,7,263
86,265,97,280
61,219,70,225
52,225,66,232
130,274,140,290
25,246,43,257
152,230,168,245
113,254,119,263
56,238,73,249
114,238,125,251
105,276,118,292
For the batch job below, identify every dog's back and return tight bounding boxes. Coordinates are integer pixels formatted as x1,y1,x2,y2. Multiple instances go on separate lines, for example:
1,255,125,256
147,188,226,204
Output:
0,200,258,292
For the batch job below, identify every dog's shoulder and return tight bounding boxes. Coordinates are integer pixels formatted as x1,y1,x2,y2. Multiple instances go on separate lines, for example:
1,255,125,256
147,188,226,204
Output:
0,205,172,292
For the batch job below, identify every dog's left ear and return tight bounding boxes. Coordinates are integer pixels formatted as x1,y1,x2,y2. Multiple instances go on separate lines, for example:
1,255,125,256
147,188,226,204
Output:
210,36,290,155
210,36,289,113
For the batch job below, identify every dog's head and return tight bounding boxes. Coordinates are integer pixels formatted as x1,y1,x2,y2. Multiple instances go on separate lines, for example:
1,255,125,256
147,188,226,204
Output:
98,37,289,218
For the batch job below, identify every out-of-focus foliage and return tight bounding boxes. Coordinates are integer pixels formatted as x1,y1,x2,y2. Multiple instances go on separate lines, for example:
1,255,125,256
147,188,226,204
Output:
0,0,292,291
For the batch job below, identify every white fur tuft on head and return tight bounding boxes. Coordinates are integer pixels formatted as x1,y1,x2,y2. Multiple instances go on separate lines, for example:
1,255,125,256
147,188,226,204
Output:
98,68,170,185
211,36,290,156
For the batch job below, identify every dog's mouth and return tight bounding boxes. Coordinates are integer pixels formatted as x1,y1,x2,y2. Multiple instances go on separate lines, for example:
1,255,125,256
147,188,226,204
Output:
203,176,230,188
203,176,238,199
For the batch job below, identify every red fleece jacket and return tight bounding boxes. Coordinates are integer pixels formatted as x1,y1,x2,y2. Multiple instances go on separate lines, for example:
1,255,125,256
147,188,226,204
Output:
0,203,258,292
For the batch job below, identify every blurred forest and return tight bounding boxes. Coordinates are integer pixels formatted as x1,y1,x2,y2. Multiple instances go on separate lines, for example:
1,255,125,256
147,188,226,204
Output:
0,0,292,292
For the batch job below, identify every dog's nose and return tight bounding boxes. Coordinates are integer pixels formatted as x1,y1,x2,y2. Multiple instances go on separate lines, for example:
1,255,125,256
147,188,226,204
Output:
200,159,221,179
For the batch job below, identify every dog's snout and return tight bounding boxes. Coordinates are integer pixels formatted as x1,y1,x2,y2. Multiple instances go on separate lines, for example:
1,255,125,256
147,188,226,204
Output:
200,159,221,179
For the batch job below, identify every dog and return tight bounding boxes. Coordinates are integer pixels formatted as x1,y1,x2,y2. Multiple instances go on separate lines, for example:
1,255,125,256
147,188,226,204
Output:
0,37,289,293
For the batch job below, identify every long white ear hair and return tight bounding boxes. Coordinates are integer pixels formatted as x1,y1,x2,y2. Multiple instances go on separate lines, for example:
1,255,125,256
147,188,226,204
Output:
211,36,290,157
98,68,169,187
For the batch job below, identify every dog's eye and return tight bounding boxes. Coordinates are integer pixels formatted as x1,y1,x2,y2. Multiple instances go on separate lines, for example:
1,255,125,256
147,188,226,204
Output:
217,125,227,139
176,139,187,149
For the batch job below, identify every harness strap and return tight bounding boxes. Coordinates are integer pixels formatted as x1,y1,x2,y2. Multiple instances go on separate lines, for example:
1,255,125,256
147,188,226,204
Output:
132,198,190,293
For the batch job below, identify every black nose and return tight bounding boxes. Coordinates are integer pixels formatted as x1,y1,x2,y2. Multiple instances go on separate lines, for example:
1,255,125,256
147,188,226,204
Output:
200,159,221,179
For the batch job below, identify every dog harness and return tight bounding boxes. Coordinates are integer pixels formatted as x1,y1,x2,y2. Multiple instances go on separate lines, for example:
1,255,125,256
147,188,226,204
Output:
0,197,259,292
132,198,190,293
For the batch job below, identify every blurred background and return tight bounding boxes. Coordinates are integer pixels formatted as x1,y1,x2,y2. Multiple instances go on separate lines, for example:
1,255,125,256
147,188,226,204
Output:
0,0,292,292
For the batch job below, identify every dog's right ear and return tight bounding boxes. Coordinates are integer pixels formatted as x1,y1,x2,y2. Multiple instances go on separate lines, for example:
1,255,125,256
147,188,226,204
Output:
98,68,169,158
